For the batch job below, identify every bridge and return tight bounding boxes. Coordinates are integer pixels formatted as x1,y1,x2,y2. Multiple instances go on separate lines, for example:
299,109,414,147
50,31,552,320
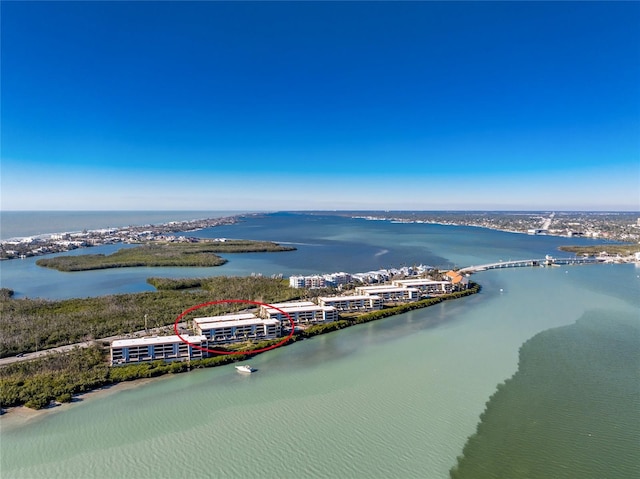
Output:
459,256,601,274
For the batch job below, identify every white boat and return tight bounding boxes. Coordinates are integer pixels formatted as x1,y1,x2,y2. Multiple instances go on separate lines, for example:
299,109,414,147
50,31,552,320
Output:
235,365,256,373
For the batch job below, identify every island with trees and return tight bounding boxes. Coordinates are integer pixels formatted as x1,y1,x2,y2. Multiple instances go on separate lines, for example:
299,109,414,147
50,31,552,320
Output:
558,243,640,257
35,239,296,271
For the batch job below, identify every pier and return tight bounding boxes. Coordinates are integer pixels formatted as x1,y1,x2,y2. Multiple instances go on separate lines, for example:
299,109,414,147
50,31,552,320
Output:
459,256,602,274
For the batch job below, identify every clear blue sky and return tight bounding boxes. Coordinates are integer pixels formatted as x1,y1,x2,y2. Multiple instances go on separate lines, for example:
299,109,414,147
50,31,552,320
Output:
2,1,639,211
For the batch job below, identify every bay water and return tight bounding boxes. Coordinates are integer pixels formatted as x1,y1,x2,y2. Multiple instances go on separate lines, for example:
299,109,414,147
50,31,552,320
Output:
0,212,638,478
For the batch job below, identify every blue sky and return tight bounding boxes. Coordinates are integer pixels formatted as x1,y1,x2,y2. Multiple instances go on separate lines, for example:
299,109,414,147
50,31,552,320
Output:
2,1,639,211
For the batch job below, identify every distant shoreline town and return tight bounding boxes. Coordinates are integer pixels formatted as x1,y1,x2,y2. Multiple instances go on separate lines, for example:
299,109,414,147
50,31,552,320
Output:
2,210,639,261
341,211,640,243
0,214,248,260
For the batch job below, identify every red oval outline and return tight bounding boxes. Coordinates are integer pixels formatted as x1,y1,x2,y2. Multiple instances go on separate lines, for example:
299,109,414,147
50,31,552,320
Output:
173,299,295,355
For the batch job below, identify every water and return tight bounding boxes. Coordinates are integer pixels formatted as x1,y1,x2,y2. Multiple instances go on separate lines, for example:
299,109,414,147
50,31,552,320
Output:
1,212,603,300
1,213,638,478
0,210,248,240
451,309,640,479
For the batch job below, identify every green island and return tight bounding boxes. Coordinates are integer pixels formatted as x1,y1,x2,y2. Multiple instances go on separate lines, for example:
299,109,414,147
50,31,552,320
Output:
0,279,479,410
450,311,640,479
558,243,640,256
34,240,296,271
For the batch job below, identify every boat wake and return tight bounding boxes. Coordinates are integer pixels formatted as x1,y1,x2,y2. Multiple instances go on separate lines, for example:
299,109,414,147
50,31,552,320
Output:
276,241,323,247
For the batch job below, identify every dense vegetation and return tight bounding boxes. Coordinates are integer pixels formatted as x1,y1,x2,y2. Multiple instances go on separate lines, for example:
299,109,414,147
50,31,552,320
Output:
0,288,14,300
35,240,295,271
558,244,640,256
0,283,480,409
147,276,338,299
0,345,250,410
0,277,301,357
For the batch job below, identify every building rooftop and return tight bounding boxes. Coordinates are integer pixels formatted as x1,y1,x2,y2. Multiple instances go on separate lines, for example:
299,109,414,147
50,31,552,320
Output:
318,294,381,301
262,301,316,309
193,313,257,324
357,286,420,293
196,317,279,329
111,334,207,348
264,305,336,313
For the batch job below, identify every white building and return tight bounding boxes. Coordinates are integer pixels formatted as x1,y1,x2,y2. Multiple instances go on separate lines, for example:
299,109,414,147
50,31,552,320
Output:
289,276,306,288
317,294,382,312
193,313,281,345
322,272,352,287
110,334,208,365
391,279,453,295
258,301,316,316
355,285,420,302
288,275,327,288
261,303,338,325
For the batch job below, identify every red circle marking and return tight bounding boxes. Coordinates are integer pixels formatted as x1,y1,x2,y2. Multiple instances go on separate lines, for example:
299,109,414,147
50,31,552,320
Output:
173,299,295,355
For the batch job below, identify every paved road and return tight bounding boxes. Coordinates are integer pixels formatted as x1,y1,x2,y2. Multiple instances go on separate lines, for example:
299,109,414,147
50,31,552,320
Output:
0,341,97,367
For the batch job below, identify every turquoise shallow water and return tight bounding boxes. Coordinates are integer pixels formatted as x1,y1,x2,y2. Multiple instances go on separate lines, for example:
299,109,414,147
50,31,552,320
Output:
2,265,637,478
1,213,638,478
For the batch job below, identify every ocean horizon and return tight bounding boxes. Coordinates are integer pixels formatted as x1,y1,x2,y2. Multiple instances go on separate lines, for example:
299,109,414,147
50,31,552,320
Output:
0,210,255,241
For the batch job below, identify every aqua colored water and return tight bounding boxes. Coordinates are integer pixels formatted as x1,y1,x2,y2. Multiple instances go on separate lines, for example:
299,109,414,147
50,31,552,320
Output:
1,213,638,478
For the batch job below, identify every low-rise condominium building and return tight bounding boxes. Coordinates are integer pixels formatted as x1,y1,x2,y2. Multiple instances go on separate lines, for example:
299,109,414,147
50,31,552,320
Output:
289,275,326,288
391,279,453,295
355,285,420,302
261,304,339,325
193,313,281,345
443,270,470,289
258,301,316,317
317,294,382,312
110,334,208,366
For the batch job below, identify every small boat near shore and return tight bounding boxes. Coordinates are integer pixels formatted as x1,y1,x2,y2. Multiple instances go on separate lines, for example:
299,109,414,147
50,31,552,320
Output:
235,365,256,373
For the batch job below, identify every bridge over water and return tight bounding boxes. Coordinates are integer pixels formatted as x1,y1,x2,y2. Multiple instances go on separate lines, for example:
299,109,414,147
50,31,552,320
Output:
459,257,601,274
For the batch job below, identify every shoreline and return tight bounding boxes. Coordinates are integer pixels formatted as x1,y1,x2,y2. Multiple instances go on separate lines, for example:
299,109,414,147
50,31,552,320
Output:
3,211,636,261
346,212,639,243
0,213,261,260
0,284,481,419
0,376,164,428
0,210,260,243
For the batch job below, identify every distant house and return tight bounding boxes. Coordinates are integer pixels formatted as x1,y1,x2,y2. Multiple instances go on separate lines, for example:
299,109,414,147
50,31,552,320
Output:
443,271,469,290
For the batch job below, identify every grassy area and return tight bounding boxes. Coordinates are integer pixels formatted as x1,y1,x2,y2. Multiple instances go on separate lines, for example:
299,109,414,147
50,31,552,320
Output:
35,240,295,271
558,244,640,256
